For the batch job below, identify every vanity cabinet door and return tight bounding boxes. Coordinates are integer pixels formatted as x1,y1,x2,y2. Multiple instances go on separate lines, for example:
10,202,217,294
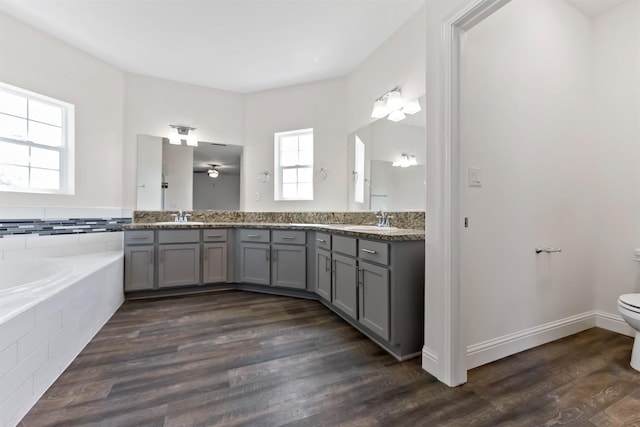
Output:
240,243,270,285
271,244,306,290
202,243,227,284
158,243,200,288
124,245,154,291
316,248,332,301
358,261,390,341
332,253,358,320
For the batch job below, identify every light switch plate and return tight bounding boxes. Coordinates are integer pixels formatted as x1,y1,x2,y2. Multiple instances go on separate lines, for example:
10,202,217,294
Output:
468,168,482,187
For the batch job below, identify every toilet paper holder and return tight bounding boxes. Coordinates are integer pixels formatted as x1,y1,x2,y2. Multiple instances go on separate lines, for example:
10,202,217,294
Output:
535,246,562,254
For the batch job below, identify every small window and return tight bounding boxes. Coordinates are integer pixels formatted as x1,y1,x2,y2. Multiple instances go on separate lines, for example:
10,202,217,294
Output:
0,82,75,194
274,128,313,201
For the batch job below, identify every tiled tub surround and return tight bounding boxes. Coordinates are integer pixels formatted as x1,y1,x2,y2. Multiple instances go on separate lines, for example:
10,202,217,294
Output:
0,217,131,238
0,251,124,427
0,209,128,426
134,210,425,231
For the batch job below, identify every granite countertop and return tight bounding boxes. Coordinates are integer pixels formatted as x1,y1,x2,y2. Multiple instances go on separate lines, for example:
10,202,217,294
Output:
121,222,425,242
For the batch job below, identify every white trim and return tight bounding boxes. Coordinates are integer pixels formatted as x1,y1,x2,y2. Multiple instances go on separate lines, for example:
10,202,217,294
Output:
466,311,596,370
429,0,512,387
421,346,439,374
596,310,634,337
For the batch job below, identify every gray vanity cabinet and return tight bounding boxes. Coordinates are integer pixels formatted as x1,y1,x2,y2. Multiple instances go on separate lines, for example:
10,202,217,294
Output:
272,244,306,289
124,230,154,291
358,261,390,340
314,232,332,301
332,252,358,319
239,243,270,285
316,248,332,301
329,236,393,342
157,230,201,288
202,229,228,284
271,230,306,290
239,229,271,285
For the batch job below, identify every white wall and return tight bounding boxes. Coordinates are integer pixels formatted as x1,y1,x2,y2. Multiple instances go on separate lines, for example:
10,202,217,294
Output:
592,0,640,323
346,6,426,133
123,73,245,209
0,12,125,210
460,0,596,367
244,78,348,211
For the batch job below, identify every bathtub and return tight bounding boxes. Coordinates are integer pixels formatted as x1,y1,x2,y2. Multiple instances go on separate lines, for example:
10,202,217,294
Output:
0,251,124,427
0,259,72,295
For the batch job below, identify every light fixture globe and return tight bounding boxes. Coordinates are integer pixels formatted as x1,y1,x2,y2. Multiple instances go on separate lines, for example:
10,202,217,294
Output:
387,109,406,122
386,89,404,111
168,127,181,145
371,99,388,119
402,99,421,115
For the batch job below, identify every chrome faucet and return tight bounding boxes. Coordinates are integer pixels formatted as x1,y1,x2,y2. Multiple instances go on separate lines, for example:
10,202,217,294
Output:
172,210,191,223
376,210,393,227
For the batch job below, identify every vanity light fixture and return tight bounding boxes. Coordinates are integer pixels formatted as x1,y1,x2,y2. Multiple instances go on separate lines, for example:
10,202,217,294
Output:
168,125,198,146
392,153,418,168
370,87,421,122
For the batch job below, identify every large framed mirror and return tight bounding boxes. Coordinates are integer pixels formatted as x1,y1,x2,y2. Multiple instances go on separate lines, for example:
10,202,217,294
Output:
135,134,242,211
347,94,426,211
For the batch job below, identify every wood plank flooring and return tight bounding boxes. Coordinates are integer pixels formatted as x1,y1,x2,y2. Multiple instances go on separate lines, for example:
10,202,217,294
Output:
20,291,640,426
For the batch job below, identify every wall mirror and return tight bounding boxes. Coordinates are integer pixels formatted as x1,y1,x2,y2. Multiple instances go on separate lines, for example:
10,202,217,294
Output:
135,134,242,211
347,94,426,211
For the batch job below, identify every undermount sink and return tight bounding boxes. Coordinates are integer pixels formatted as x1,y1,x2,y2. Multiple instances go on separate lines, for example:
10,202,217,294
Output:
344,225,398,232
153,221,204,226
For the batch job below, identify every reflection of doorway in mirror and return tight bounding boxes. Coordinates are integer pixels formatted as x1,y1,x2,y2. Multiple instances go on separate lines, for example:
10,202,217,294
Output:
355,135,365,204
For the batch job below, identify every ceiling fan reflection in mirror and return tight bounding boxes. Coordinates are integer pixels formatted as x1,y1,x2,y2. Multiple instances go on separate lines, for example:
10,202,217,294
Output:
194,164,221,179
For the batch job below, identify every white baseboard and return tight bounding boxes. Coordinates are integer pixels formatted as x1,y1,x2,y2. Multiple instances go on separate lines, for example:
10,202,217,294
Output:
466,311,596,370
421,346,439,377
596,310,634,337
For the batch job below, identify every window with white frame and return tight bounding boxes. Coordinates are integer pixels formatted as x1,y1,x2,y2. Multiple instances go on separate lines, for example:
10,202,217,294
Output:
0,82,74,194
274,128,313,201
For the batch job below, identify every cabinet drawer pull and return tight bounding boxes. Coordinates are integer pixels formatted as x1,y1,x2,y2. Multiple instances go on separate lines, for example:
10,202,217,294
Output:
247,234,261,238
361,248,377,254
129,236,149,240
281,236,296,240
206,234,223,239
316,238,326,243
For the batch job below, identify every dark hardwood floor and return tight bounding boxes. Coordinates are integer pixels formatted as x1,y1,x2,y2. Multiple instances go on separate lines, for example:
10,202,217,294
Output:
20,291,640,427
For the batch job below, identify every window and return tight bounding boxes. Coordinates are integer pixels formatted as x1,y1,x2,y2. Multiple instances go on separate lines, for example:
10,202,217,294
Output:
354,135,365,203
0,82,74,194
274,128,313,201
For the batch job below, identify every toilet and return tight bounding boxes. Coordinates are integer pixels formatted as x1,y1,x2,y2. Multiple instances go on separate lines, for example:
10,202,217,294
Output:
618,293,640,371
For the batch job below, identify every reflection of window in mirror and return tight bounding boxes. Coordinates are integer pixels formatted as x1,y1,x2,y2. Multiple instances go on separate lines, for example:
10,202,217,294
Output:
354,135,365,203
274,128,314,201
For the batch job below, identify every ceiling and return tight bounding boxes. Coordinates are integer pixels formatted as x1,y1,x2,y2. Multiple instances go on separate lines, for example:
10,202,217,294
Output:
0,0,424,93
192,142,242,175
563,0,628,16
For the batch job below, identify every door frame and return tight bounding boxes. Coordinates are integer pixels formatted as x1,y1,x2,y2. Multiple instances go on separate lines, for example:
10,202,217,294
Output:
425,0,511,387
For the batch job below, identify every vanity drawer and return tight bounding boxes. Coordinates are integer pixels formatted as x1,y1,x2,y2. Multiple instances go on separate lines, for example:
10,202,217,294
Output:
240,229,270,243
158,229,200,244
333,235,356,257
315,232,331,250
358,239,389,265
125,230,154,245
272,230,306,245
202,229,228,242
